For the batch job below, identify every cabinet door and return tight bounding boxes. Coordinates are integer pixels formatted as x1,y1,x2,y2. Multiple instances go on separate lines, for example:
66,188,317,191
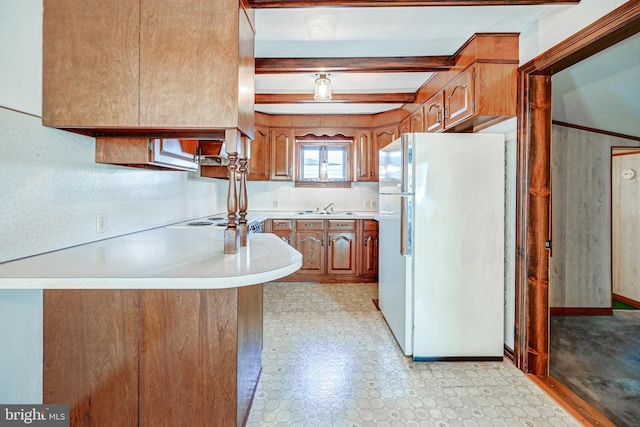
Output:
327,232,357,275
270,128,295,181
410,108,425,133
371,125,398,182
43,290,139,425
399,117,411,135
361,230,379,276
444,67,476,129
43,0,140,127
139,0,242,128
295,231,325,275
270,219,294,245
355,130,372,182
424,93,445,133
248,126,270,180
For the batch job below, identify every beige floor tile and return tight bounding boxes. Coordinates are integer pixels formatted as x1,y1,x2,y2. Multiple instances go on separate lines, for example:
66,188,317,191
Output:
247,283,580,427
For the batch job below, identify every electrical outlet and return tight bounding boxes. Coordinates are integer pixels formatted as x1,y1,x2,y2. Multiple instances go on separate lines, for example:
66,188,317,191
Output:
96,213,108,234
364,200,371,209
371,200,378,210
273,200,279,208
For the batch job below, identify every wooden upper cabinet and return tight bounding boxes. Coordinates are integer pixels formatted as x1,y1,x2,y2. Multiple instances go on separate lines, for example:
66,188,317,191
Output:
371,125,398,182
96,138,199,171
410,108,424,133
355,130,372,182
248,126,270,180
270,128,295,181
424,93,445,133
444,66,476,129
43,0,140,128
399,117,411,135
43,0,255,137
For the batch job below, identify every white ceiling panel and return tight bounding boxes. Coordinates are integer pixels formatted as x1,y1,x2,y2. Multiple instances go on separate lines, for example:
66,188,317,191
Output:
254,6,564,57
256,103,402,115
255,72,433,94
552,32,640,138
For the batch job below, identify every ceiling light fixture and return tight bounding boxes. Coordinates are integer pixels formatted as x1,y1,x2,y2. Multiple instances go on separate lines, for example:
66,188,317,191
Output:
314,73,332,101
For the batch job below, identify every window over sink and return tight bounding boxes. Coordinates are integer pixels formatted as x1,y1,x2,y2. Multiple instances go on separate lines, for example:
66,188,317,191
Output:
295,135,353,187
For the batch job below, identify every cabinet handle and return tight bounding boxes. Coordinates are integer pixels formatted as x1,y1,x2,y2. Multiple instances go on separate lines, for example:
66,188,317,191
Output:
371,169,376,176
337,224,348,227
304,224,315,227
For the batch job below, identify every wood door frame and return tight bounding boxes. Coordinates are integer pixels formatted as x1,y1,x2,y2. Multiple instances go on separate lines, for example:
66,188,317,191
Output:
515,2,640,375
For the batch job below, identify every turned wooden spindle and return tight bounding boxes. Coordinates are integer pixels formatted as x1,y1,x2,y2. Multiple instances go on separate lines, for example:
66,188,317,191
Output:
238,137,249,247
224,151,240,254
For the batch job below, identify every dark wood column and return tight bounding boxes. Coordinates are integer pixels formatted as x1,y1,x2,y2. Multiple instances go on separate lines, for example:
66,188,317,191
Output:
515,73,551,376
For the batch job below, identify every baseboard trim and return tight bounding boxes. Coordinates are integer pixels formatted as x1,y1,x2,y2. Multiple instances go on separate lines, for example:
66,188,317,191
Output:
413,356,503,362
528,374,616,427
504,344,514,363
613,293,640,309
550,307,613,316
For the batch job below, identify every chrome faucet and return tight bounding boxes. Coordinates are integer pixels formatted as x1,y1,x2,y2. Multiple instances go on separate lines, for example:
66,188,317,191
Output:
323,202,335,213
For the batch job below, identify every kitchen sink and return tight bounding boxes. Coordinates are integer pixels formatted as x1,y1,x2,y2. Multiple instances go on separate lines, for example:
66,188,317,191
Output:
296,211,356,216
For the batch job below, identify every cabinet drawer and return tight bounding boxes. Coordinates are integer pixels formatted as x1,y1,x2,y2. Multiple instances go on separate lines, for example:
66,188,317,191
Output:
362,219,378,231
271,219,293,231
328,219,356,231
296,220,325,230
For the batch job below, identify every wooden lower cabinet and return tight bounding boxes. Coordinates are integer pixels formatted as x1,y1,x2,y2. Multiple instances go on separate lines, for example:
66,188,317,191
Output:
327,219,358,276
294,220,326,276
268,219,294,245
360,220,379,276
269,218,377,283
327,231,357,275
44,285,263,427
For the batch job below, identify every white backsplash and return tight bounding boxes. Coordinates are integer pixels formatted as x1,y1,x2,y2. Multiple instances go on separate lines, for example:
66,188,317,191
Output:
0,109,224,264
245,181,379,212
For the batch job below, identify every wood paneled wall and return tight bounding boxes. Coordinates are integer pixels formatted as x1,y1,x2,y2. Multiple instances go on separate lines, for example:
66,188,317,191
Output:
550,124,640,308
612,151,640,303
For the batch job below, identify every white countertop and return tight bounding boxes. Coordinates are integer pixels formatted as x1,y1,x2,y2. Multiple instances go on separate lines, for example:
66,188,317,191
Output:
0,227,302,290
249,210,378,220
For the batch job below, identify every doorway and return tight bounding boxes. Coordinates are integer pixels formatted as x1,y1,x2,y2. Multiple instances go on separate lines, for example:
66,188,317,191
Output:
515,2,640,425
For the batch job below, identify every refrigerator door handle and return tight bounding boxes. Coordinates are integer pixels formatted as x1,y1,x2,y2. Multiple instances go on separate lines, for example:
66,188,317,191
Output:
400,196,412,256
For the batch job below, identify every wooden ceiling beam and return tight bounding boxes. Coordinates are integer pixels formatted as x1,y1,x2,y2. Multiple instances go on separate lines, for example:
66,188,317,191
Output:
249,0,579,8
255,93,417,104
256,56,453,74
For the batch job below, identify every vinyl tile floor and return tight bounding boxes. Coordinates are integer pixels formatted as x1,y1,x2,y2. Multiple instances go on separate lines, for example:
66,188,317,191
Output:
246,282,580,427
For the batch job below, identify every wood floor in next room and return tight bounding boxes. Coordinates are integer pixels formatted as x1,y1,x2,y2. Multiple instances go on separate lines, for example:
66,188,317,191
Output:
247,282,580,427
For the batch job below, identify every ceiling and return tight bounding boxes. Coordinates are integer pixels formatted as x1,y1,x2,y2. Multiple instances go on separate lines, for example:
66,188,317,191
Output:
552,32,640,139
252,2,574,115
252,1,640,140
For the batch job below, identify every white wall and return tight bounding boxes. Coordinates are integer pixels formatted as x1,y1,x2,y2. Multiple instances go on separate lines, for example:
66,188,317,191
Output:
519,0,627,64
480,118,517,350
0,0,225,403
245,181,379,212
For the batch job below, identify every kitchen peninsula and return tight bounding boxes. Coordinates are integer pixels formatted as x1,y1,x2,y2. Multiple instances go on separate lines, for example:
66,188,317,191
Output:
0,226,301,427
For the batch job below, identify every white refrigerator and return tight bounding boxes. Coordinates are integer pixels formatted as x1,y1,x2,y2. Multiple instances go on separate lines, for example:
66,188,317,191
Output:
378,132,505,361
